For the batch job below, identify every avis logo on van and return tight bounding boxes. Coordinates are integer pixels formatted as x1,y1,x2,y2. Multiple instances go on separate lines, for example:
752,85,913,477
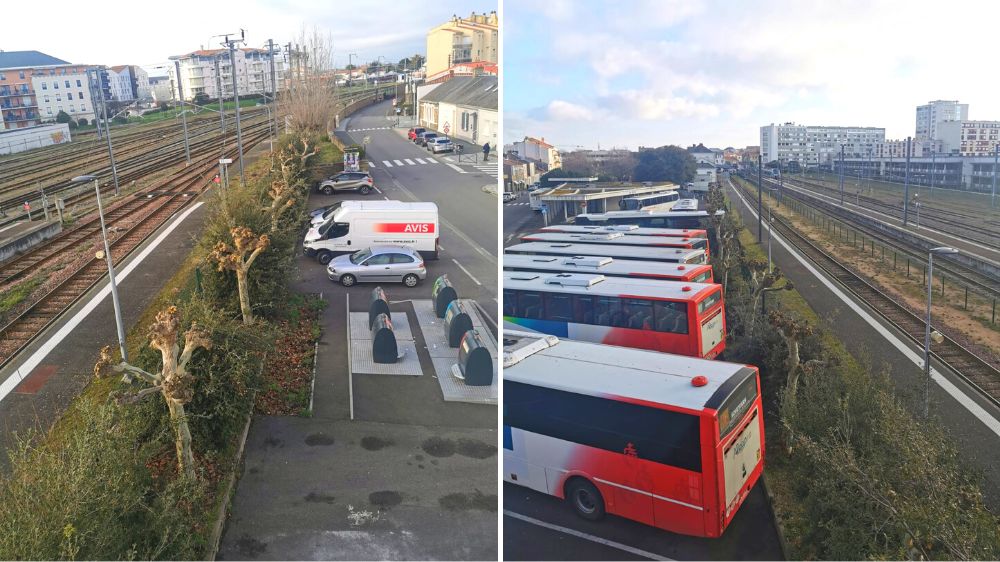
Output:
375,223,436,233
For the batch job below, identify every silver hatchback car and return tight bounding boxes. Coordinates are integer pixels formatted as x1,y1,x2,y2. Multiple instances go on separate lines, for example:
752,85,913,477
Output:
326,245,427,287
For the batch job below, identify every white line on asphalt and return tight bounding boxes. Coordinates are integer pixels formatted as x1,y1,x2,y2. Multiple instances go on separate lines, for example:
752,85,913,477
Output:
367,160,376,167
502,510,671,561
727,179,1000,437
446,163,467,174
425,158,439,164
0,221,23,234
0,202,206,402
383,196,390,201
452,258,481,285
404,158,415,165
393,160,404,166
415,158,427,164
373,186,383,194
346,292,354,421
382,160,393,167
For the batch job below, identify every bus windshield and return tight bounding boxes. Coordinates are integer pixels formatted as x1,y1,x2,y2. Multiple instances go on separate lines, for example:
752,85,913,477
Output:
717,373,758,439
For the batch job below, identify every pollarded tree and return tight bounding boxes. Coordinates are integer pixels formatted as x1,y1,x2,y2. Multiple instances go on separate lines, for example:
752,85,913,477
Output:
95,306,212,480
209,227,270,324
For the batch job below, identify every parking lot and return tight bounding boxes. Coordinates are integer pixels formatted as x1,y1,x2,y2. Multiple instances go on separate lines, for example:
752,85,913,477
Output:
219,100,498,560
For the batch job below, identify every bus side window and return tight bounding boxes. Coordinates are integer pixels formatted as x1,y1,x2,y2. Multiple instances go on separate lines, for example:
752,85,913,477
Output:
517,291,544,319
503,289,517,317
544,293,573,322
694,271,711,284
573,295,595,324
624,298,653,330
594,296,622,327
654,301,689,334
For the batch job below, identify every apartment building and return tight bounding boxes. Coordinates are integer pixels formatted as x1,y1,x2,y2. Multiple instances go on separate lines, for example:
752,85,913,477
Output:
168,48,283,102
511,136,562,172
0,51,94,128
915,100,968,141
874,138,943,159
760,122,885,167
937,120,1000,156
32,68,101,124
426,11,499,77
108,65,150,101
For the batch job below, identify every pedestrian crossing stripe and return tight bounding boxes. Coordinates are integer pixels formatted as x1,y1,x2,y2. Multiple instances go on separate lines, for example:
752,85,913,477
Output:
380,158,442,168
346,127,392,132
404,158,415,165
505,202,530,206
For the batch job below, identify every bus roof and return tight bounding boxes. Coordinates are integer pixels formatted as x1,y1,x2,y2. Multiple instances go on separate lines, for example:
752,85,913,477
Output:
505,242,706,263
539,225,707,238
576,209,715,221
503,254,712,281
521,232,706,247
503,332,754,411
503,271,718,301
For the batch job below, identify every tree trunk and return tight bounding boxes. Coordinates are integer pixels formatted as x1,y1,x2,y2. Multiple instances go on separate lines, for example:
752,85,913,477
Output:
236,267,253,324
167,397,196,480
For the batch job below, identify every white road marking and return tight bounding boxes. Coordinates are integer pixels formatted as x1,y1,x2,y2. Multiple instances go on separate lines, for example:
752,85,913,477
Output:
446,163,466,174
415,158,427,164
452,258,481,285
382,160,393,167
0,202,205,402
393,160,404,166
503,510,672,561
404,158,415,165
367,160,376,167
727,179,1000,437
425,158,439,164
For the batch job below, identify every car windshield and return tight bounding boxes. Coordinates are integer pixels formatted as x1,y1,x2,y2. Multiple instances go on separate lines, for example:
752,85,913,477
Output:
349,248,373,264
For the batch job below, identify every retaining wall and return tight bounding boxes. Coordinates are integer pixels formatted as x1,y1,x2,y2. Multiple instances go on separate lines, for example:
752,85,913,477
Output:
0,221,62,262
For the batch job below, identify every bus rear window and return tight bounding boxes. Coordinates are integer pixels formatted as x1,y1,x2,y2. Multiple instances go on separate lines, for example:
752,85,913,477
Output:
698,289,722,314
717,374,758,439
694,271,712,283
687,254,706,264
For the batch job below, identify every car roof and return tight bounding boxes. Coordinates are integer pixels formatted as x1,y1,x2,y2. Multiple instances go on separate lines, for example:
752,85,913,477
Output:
336,170,371,176
367,245,419,255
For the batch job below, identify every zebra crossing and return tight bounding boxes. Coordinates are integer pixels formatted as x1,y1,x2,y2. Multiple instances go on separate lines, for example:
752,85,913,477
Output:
346,126,392,132
504,202,530,206
471,162,499,178
374,157,441,168
367,155,499,178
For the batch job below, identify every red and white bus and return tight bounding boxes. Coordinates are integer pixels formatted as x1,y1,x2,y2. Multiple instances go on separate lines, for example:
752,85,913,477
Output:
521,231,710,257
539,223,710,242
503,271,725,359
505,242,708,265
503,332,765,538
503,254,714,284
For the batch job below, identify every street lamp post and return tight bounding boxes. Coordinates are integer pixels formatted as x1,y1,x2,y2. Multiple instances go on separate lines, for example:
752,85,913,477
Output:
767,204,773,273
993,144,998,208
913,194,921,228
839,143,845,205
903,137,912,226
72,175,128,362
924,247,959,418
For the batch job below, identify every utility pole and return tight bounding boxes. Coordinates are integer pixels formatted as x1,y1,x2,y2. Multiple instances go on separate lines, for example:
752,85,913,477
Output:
88,68,104,139
993,143,998,208
903,136,911,226
215,56,225,134
839,143,845,205
94,68,120,196
173,60,191,165
224,31,246,186
930,151,935,194
268,39,278,137
757,153,762,242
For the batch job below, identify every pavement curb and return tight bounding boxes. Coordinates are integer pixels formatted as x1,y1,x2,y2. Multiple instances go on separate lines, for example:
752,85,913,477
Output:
206,388,257,561
760,473,791,560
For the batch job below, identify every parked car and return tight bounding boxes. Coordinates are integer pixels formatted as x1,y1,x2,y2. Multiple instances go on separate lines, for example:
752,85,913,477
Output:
428,137,454,153
527,183,542,192
326,245,427,287
503,192,516,202
407,127,425,141
316,171,374,195
415,132,438,147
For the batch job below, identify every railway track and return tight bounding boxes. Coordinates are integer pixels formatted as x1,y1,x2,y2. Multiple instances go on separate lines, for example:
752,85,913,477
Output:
729,178,1000,408
776,175,1000,250
0,125,271,369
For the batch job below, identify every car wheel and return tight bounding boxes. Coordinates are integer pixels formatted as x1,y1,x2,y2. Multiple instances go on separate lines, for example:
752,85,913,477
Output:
317,251,333,265
566,478,605,521
322,185,333,195
360,185,371,195
402,274,419,287
340,274,357,287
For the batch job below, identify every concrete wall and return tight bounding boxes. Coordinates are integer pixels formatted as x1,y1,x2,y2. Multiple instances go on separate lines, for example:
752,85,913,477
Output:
0,123,71,155
0,221,62,262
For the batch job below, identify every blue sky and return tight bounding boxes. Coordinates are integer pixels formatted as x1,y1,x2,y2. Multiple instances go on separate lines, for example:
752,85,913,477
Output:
504,0,1000,151
3,0,495,76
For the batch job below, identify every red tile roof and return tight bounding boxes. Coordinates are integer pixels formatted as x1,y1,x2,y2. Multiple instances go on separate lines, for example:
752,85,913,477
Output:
524,136,554,149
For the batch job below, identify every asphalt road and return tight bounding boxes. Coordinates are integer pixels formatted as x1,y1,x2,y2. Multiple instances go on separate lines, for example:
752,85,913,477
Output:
503,193,543,247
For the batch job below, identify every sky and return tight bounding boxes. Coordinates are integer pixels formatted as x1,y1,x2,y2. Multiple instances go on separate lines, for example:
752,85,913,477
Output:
505,0,1000,151
1,0,495,77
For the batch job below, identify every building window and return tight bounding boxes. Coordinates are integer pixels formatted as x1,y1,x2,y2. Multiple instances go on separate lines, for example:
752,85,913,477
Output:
76,79,82,87
44,95,49,103
81,103,86,111
67,93,73,100
41,82,47,90
19,71,25,79
0,73,4,80
64,80,71,88
54,82,59,89
78,91,84,100
69,106,75,113
56,95,61,102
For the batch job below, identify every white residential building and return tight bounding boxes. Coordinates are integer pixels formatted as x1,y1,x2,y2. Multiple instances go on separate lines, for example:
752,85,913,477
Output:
168,48,283,102
915,100,968,141
874,138,943,159
687,143,718,166
760,122,885,167
108,67,132,101
690,163,717,192
511,136,562,171
31,68,99,123
937,120,1000,156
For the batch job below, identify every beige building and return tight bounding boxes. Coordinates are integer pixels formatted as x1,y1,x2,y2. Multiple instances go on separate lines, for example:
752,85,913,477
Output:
426,11,498,78
511,136,562,171
168,48,283,102
938,120,1000,156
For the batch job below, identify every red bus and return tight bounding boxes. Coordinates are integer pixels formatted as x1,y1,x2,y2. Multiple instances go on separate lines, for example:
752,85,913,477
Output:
503,271,725,359
504,331,765,538
539,223,710,242
521,231,710,258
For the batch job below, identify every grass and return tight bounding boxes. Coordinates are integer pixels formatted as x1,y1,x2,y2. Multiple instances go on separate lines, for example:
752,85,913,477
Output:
0,276,44,314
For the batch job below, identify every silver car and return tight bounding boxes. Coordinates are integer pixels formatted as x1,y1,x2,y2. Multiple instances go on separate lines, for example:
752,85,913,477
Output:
428,137,454,153
326,245,427,287
317,171,374,195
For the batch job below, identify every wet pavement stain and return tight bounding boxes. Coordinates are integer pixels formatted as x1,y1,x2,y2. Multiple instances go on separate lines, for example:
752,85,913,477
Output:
305,433,335,446
361,436,394,450
369,490,403,508
234,535,267,557
421,436,455,457
439,490,498,512
430,459,439,465
414,454,424,461
418,464,425,469
457,438,497,459
421,437,497,459
248,467,259,474
262,436,283,448
304,492,336,504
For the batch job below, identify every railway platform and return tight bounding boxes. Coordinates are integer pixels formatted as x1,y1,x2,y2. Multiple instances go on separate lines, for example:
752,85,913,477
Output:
0,220,62,263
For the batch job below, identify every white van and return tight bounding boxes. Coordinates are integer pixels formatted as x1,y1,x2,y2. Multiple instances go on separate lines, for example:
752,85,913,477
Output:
303,200,440,264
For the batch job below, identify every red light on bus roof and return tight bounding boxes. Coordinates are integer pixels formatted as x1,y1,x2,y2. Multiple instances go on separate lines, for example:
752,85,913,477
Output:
692,376,708,387
677,265,686,270
682,286,692,291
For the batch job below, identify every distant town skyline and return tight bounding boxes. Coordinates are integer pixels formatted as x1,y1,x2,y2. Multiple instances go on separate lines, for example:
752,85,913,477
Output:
1,0,492,77
505,0,1000,151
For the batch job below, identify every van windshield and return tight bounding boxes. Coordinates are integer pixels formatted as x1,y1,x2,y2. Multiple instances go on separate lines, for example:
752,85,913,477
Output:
350,248,372,264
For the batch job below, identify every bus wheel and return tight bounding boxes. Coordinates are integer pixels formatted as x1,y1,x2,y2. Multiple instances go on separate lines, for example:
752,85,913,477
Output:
566,478,605,521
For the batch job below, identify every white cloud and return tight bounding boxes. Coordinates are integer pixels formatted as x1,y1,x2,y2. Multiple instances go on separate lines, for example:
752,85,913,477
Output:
601,90,720,120
547,100,600,121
